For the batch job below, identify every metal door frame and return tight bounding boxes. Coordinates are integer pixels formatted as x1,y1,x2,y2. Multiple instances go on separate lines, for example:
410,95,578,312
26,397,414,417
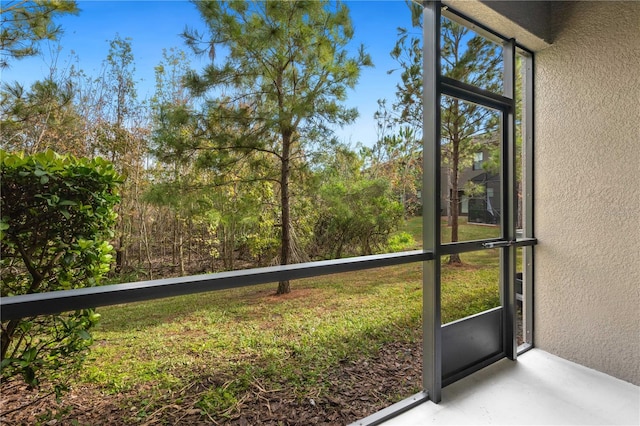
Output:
423,0,523,402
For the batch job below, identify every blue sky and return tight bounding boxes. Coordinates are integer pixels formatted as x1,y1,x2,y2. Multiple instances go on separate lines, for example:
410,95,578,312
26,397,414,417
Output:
2,0,418,147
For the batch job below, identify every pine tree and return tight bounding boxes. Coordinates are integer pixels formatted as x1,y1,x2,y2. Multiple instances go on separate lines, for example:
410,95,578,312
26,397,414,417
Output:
184,0,372,293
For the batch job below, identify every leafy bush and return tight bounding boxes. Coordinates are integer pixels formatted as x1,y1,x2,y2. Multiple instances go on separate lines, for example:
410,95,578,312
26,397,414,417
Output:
312,178,404,259
0,149,121,395
387,232,416,252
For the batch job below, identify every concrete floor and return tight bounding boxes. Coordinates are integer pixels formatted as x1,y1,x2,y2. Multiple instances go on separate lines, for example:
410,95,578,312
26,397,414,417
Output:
380,349,639,425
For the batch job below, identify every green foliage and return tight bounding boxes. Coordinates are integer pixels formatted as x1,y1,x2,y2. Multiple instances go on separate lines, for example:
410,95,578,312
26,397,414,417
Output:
387,231,416,252
310,145,404,259
184,0,373,292
1,78,86,155
313,177,403,259
0,149,121,392
0,309,101,397
0,0,79,68
363,107,423,218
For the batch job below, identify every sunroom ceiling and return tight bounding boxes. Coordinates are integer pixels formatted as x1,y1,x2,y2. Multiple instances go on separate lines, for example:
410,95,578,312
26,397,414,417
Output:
443,0,552,51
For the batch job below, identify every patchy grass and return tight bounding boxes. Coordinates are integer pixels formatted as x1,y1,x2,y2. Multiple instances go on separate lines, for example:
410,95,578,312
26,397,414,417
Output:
441,216,501,242
81,264,423,420
405,216,506,322
441,254,500,323
399,216,501,245
68,217,504,422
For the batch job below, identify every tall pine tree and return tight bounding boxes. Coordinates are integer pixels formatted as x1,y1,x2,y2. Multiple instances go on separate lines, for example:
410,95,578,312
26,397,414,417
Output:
184,0,372,294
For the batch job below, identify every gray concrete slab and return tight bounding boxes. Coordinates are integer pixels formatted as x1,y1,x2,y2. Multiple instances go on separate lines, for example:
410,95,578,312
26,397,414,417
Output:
381,349,639,425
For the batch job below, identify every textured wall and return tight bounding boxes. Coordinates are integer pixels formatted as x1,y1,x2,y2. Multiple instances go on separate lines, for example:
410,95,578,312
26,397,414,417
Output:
535,2,640,385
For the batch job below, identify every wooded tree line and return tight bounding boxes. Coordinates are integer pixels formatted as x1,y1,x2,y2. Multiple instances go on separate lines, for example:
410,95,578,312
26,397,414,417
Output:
1,1,429,293
1,0,508,286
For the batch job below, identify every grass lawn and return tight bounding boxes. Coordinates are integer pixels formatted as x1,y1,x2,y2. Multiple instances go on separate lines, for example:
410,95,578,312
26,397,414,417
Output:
82,265,423,420
397,215,501,244
60,217,503,423
404,217,503,322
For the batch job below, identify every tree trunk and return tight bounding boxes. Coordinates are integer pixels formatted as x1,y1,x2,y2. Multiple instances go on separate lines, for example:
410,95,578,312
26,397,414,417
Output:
116,235,127,272
172,216,178,268
221,224,234,271
1,320,20,361
229,221,235,270
140,209,153,280
179,224,185,276
277,131,292,295
188,218,192,265
2,248,50,361
449,136,462,265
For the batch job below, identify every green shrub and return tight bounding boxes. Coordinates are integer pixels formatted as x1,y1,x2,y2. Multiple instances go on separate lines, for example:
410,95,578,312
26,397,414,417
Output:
0,149,121,395
312,178,404,259
387,231,416,252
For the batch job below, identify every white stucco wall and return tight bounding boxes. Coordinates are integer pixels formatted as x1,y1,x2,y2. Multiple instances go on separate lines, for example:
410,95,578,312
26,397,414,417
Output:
534,2,640,385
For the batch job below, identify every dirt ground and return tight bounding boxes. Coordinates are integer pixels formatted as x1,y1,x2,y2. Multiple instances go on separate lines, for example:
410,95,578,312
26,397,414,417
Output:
0,340,422,425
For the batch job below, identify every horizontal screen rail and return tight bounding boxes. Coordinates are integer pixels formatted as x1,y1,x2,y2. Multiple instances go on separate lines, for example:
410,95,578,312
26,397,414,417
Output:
440,238,537,255
441,76,513,110
1,250,433,321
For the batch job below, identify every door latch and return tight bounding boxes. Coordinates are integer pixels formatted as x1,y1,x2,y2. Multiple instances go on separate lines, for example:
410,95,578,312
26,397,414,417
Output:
482,240,515,249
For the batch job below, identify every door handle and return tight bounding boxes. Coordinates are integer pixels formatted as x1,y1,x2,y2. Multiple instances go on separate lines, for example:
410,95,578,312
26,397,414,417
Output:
482,240,515,249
